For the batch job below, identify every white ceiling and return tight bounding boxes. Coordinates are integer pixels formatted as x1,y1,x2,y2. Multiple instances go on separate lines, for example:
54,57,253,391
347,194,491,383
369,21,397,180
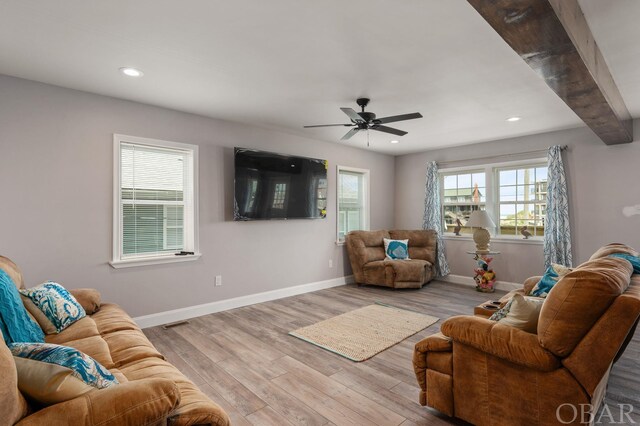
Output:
0,0,635,154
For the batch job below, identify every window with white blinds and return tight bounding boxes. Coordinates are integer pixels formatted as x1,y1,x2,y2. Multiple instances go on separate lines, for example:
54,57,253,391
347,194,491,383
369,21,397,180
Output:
112,135,199,268
337,166,370,243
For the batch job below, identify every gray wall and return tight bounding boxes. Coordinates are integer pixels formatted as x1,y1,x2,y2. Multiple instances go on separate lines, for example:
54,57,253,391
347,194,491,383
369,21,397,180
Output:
0,75,395,317
395,121,640,283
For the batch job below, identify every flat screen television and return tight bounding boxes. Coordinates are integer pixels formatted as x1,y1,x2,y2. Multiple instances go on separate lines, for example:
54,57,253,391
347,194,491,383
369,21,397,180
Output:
234,148,328,220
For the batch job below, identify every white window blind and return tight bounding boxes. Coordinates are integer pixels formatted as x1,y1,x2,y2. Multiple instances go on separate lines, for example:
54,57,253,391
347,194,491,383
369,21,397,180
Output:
337,166,369,243
112,135,198,267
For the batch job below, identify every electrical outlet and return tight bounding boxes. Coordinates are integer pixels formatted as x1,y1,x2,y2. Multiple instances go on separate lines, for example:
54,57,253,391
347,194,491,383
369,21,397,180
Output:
329,259,333,268
215,275,222,286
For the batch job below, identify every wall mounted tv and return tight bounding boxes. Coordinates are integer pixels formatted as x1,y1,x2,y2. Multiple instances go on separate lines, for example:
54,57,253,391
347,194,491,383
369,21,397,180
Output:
234,148,328,220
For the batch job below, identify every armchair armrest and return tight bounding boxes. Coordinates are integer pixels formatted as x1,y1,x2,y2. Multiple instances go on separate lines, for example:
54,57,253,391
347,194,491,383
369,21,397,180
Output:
16,378,180,426
413,332,452,393
441,316,560,372
69,288,102,314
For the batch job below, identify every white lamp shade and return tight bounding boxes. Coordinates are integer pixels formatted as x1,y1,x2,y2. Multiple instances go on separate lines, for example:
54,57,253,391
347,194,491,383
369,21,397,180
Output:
466,210,495,229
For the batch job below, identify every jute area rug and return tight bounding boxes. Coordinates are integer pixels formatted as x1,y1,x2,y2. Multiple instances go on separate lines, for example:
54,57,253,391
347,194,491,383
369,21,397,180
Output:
289,303,439,362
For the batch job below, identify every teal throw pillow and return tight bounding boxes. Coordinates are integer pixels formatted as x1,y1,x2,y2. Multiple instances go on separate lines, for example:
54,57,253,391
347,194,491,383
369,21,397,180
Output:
20,282,86,333
9,342,118,389
530,263,572,298
383,238,410,260
608,253,640,274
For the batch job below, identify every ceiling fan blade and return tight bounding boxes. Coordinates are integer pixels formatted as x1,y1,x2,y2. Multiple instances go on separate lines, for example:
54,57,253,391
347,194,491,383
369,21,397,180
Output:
340,108,364,122
376,112,423,124
303,124,353,128
371,125,408,136
341,128,361,140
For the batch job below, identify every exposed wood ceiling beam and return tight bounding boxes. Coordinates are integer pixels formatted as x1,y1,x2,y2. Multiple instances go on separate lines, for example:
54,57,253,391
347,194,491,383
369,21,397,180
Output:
467,0,633,145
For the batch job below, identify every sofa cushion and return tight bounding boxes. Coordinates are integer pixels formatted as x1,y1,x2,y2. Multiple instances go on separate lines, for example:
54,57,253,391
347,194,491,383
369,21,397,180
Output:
45,316,100,345
14,378,181,426
102,329,165,368
0,255,25,289
13,356,95,405
389,230,437,264
46,335,115,369
589,243,638,261
92,303,141,335
538,257,633,357
68,288,101,315
388,259,429,282
0,331,29,424
121,358,229,426
363,261,392,287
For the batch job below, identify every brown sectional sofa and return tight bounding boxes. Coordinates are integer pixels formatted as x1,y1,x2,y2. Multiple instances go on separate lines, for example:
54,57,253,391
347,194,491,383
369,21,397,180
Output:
346,229,437,289
413,243,640,426
0,256,230,426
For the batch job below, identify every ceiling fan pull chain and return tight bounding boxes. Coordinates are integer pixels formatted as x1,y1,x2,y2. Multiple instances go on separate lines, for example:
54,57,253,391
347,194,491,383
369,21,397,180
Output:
367,130,370,147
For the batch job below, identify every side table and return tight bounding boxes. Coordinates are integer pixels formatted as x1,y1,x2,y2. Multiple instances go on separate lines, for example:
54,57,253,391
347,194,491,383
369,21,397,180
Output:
466,251,500,293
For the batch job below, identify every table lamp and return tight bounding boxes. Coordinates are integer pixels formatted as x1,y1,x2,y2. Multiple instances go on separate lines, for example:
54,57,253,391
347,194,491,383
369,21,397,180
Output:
466,210,495,254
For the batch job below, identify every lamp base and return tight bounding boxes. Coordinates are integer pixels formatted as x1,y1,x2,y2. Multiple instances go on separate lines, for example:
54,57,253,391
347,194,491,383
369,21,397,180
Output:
473,228,491,254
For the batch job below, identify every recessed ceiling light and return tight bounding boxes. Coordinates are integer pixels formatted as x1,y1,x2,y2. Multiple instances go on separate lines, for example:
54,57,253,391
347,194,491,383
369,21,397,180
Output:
390,140,400,144
119,67,144,77
506,116,521,122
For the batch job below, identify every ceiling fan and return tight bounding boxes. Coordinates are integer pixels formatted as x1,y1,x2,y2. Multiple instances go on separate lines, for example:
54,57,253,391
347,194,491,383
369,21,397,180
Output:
304,98,423,141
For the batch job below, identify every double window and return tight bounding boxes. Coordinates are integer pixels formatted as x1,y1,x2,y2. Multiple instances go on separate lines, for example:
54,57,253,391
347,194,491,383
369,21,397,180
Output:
337,166,370,243
440,161,547,238
112,135,199,268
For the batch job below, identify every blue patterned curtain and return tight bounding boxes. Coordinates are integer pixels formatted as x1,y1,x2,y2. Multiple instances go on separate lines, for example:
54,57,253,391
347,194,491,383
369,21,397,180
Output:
423,161,450,276
544,146,572,267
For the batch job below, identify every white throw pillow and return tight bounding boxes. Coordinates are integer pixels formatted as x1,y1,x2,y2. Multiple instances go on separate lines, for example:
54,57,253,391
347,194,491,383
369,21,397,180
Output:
498,293,545,334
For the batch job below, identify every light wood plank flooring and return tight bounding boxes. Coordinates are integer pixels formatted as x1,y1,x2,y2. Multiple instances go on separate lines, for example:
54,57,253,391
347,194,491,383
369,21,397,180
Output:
143,281,640,425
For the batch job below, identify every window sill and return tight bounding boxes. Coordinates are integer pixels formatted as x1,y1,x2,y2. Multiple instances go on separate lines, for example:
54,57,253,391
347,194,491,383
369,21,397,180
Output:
336,240,346,246
442,234,543,245
109,253,202,269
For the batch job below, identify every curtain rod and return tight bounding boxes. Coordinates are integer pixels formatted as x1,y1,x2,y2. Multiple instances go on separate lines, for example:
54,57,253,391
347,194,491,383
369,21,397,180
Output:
436,145,568,168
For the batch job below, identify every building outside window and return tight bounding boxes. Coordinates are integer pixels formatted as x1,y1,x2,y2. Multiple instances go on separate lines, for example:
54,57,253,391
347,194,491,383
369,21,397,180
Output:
440,160,547,239
337,166,370,243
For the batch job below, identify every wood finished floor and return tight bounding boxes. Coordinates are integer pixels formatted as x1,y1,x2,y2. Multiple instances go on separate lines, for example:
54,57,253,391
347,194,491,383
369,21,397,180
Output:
143,281,640,426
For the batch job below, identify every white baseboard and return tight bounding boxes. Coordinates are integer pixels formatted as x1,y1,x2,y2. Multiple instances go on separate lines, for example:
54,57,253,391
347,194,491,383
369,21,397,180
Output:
133,275,354,329
439,274,520,292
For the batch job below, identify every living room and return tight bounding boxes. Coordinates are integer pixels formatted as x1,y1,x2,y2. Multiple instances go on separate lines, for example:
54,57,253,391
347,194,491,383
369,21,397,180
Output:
1,1,639,425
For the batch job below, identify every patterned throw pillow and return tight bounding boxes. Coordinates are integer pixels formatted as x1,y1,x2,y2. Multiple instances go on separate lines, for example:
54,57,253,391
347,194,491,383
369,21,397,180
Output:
530,264,573,298
489,298,514,321
383,238,410,260
20,282,86,333
9,342,118,391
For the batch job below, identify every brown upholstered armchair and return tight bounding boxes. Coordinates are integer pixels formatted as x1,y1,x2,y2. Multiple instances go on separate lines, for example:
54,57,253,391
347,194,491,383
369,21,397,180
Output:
346,230,437,289
413,243,640,426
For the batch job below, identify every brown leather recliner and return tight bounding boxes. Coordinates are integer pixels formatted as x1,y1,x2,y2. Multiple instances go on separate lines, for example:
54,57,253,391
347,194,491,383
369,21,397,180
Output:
413,243,640,426
346,230,437,289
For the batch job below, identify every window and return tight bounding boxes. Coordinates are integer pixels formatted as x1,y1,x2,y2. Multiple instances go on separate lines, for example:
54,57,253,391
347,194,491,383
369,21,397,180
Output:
497,165,547,237
337,166,370,243
442,171,486,234
112,135,199,268
439,160,547,239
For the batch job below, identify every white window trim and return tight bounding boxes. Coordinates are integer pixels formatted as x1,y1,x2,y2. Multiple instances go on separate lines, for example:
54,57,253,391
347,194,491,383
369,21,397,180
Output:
336,165,370,245
110,134,200,269
439,158,546,244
